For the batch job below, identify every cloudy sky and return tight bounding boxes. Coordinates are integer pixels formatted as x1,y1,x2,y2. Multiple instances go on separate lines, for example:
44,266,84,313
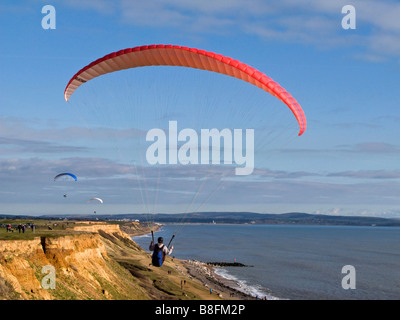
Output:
1,0,400,217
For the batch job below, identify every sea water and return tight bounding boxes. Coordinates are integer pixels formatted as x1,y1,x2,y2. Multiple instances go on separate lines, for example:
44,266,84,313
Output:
132,224,400,300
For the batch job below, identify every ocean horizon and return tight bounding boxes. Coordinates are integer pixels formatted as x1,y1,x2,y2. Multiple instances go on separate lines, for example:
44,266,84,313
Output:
132,223,400,300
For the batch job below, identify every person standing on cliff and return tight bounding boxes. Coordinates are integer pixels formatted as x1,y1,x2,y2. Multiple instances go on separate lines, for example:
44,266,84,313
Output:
149,237,173,267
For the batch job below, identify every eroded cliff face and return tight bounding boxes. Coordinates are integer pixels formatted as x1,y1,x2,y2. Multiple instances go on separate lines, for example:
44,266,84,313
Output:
0,227,149,300
0,238,47,299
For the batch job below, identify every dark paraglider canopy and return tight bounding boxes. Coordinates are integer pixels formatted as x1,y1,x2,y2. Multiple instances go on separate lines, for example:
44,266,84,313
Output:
54,173,78,181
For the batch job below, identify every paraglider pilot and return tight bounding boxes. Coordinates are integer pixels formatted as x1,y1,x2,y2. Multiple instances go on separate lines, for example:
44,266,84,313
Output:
149,237,173,267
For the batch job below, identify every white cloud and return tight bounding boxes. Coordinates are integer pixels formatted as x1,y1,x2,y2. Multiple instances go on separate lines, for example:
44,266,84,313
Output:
118,0,400,61
25,0,400,61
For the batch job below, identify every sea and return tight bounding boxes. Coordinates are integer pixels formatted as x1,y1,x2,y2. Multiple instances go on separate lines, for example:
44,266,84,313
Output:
131,224,400,300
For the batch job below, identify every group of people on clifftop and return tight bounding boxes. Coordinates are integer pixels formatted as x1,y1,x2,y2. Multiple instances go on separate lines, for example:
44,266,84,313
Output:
3,223,36,233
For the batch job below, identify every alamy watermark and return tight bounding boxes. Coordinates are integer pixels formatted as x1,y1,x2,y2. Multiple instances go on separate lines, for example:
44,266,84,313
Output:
342,5,356,30
341,265,356,290
41,5,56,30
41,265,56,290
146,121,254,175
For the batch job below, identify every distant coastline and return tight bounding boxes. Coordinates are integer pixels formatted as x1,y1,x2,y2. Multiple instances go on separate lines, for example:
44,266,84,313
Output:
4,211,400,227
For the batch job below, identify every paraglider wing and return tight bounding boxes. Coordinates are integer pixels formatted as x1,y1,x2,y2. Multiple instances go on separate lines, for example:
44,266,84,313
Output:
54,173,77,181
88,197,103,204
64,44,306,136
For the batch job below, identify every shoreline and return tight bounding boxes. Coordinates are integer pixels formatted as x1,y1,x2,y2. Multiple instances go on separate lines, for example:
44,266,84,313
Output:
181,259,259,300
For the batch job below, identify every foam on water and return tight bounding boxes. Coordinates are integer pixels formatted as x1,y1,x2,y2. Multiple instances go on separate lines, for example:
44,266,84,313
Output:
133,233,151,239
214,267,281,300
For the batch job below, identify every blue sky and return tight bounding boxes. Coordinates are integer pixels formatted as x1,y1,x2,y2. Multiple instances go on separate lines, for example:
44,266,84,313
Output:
1,0,400,217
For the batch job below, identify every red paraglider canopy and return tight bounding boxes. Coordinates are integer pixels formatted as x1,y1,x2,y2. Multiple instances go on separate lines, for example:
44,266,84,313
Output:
64,44,306,135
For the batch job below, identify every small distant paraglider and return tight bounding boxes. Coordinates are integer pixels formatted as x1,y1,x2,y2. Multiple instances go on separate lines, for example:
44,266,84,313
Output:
88,197,103,204
54,173,77,181
54,173,77,198
88,198,103,216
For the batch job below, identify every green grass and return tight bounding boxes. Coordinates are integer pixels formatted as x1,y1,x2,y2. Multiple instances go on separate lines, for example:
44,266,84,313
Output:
0,219,90,240
0,228,86,240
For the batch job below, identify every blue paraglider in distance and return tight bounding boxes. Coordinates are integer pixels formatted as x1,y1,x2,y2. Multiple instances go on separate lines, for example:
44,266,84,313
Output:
54,173,78,181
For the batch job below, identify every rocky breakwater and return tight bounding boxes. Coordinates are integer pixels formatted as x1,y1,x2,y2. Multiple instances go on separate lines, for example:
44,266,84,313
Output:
206,262,249,267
